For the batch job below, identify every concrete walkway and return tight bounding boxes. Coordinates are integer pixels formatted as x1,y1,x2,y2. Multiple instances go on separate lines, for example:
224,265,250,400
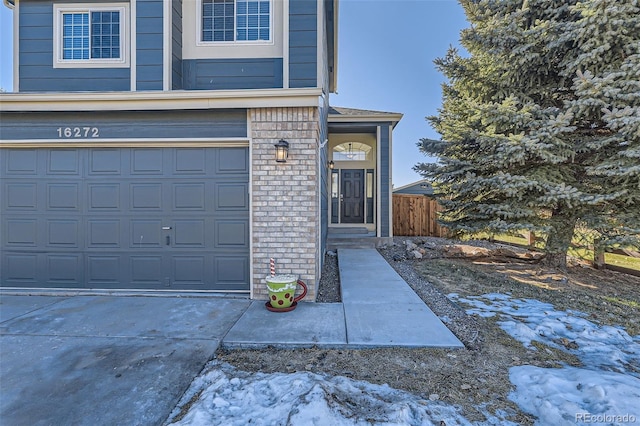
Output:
340,249,463,347
222,248,464,349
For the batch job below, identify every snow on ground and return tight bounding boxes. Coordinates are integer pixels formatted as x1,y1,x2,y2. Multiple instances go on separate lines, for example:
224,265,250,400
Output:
169,293,640,425
167,361,500,426
449,293,640,375
449,293,640,425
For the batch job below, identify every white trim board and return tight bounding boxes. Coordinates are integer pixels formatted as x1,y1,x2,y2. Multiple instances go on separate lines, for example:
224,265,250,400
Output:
0,88,324,111
0,138,250,148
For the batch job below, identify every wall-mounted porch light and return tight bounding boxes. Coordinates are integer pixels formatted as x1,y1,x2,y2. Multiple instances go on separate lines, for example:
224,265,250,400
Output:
328,160,335,169
274,139,289,163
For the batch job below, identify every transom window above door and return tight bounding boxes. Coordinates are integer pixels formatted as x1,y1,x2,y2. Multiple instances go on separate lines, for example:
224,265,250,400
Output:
202,0,271,42
332,142,372,161
53,3,129,68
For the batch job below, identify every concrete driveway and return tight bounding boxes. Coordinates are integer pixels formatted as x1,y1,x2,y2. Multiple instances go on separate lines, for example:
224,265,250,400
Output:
0,294,251,426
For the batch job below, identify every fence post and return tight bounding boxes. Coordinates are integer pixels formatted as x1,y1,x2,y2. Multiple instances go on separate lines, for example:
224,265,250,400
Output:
593,238,606,270
526,231,536,248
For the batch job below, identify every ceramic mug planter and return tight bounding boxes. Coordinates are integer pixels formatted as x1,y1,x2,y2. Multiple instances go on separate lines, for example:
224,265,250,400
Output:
265,274,307,312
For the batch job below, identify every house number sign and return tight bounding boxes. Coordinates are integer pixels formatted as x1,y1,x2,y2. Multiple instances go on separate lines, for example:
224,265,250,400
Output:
56,127,100,138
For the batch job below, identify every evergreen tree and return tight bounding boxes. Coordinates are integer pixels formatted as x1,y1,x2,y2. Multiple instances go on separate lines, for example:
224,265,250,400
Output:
416,0,640,268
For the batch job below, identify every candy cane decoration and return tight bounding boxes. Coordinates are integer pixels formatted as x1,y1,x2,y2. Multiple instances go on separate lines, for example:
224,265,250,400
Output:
270,258,276,277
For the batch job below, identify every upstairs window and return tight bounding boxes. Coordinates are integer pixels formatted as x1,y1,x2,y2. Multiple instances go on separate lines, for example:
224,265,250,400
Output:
54,4,129,68
202,0,271,42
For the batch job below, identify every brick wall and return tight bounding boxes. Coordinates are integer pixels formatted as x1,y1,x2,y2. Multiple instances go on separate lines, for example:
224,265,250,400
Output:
250,107,321,300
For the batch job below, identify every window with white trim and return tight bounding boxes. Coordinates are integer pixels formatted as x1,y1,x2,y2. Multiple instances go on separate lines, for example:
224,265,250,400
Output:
333,142,372,161
54,4,129,68
202,0,271,42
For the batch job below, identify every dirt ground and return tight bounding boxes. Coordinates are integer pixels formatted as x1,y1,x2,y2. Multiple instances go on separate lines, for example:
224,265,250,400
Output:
217,237,640,424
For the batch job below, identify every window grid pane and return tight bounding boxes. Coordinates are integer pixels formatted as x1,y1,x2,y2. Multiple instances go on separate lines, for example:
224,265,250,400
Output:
202,0,235,42
90,11,121,59
202,0,269,42
236,1,269,41
62,12,89,60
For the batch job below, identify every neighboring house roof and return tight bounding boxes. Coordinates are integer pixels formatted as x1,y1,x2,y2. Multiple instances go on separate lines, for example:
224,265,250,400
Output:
328,106,403,128
393,179,434,196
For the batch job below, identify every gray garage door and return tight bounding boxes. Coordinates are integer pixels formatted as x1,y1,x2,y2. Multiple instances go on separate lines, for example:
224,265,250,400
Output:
1,147,250,291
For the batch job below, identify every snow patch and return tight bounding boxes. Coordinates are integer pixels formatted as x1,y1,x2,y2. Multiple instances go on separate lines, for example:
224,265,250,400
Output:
509,366,640,426
450,292,640,425
167,361,493,426
449,293,640,375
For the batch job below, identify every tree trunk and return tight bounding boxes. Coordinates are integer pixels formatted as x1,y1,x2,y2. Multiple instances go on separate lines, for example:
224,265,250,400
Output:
543,208,579,269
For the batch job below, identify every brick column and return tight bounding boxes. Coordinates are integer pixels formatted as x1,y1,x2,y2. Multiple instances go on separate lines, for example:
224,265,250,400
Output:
250,107,320,300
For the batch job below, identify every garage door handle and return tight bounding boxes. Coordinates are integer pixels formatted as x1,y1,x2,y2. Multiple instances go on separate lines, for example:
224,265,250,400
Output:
166,236,170,245
162,226,172,230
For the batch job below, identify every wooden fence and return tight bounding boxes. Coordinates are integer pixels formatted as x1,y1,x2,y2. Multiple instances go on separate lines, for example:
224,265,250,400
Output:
392,194,447,237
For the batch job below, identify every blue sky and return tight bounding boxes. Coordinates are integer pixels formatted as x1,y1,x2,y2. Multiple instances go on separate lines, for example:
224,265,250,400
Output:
0,0,468,187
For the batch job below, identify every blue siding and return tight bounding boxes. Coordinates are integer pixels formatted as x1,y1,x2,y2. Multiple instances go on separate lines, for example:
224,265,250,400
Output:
18,0,129,92
172,0,183,90
137,0,164,91
289,0,317,88
380,124,391,237
182,59,284,90
0,110,248,140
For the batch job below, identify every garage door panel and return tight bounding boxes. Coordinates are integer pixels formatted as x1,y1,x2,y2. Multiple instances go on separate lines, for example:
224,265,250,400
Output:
47,219,80,248
47,254,83,287
173,183,206,210
47,183,81,210
89,149,122,175
88,219,122,248
217,147,249,174
2,254,39,285
88,184,122,211
47,149,81,175
173,220,206,247
4,219,38,247
215,220,249,248
214,256,249,289
174,148,207,175
131,219,163,248
3,149,38,175
87,255,123,287
5,183,38,210
171,256,207,288
216,183,249,210
131,148,164,175
130,255,165,287
130,183,163,210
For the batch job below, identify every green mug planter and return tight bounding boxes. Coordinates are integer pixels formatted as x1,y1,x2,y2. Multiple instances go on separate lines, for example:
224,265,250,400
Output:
265,274,307,312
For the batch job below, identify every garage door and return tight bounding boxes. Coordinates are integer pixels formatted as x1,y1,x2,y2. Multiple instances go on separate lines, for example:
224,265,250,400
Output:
1,147,250,292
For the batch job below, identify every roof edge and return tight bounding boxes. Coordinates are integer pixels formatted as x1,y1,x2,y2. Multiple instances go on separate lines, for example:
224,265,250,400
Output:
328,106,403,128
392,179,432,193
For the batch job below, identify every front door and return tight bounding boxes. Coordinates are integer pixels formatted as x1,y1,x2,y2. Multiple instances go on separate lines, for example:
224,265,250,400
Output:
340,169,364,223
